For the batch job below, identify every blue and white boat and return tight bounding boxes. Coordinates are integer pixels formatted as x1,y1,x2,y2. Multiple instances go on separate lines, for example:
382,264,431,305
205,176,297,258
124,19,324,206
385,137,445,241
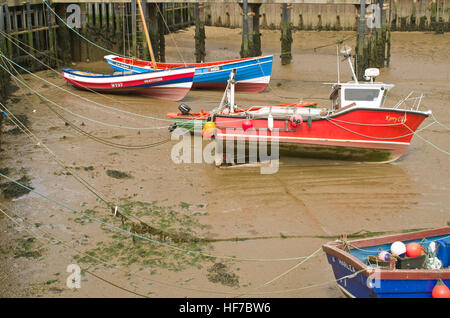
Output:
322,227,450,298
104,54,273,93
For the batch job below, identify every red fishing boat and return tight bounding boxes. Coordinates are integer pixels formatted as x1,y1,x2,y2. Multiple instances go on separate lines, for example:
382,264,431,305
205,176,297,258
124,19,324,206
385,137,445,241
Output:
209,48,431,164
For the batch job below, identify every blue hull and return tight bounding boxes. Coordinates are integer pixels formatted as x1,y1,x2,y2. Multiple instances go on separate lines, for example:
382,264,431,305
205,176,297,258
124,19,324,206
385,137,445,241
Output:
105,55,273,92
323,230,450,298
326,254,450,298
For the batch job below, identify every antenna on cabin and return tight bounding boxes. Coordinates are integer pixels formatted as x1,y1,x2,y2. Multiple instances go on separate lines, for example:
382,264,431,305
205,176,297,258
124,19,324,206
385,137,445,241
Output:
336,45,340,84
340,45,358,84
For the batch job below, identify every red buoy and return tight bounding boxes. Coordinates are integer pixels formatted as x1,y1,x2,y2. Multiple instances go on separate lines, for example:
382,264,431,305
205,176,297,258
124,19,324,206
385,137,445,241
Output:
289,114,303,128
242,119,253,131
406,242,422,258
432,280,450,298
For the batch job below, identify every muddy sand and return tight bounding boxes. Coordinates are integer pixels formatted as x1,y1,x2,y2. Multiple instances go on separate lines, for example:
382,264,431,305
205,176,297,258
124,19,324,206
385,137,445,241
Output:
0,27,449,298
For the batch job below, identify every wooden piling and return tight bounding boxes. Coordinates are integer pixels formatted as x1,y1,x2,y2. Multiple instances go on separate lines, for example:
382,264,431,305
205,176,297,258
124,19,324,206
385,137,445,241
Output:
26,1,33,53
280,4,293,65
250,4,262,57
194,4,206,63
45,0,57,68
131,0,137,57
240,0,249,58
158,3,165,62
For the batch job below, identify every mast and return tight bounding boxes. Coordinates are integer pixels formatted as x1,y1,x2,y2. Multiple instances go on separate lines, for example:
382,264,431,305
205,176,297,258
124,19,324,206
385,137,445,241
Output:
136,0,157,70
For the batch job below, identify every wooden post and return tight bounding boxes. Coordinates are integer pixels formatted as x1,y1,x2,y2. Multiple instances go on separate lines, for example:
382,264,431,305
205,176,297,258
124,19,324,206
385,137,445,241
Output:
33,3,41,51
26,0,33,52
131,0,137,57
45,0,57,68
280,4,293,65
0,5,5,56
240,0,249,58
194,3,205,63
158,3,165,62
251,4,262,57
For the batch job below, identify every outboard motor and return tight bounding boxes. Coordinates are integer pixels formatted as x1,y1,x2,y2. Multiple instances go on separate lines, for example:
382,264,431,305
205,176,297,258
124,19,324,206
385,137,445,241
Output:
178,103,191,115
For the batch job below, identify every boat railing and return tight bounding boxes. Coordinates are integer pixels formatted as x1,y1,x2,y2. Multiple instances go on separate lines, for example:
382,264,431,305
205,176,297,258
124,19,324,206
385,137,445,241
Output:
393,91,424,111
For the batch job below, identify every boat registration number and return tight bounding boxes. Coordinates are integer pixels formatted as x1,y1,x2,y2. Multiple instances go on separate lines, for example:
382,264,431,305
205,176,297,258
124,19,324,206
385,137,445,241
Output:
111,83,123,88
208,66,222,72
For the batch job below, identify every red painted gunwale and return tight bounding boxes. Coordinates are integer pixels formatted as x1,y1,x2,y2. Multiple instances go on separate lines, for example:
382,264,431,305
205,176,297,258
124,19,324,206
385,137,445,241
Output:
322,227,450,280
113,56,261,69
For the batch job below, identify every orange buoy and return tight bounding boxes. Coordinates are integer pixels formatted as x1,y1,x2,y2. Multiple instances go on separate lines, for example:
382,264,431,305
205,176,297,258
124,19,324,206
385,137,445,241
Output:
406,242,422,258
202,121,216,139
432,280,450,298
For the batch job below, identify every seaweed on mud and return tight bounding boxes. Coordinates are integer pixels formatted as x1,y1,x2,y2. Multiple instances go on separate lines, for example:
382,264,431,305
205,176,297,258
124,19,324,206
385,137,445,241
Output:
0,175,33,199
8,114,30,128
106,169,131,179
206,263,239,287
14,237,42,259
5,127,22,136
75,199,211,274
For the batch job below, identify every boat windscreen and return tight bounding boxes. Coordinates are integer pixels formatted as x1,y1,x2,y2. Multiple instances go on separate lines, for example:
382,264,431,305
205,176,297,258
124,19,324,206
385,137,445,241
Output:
344,88,380,101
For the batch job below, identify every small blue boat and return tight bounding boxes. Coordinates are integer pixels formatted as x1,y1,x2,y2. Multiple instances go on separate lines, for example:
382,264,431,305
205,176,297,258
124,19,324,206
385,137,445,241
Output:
104,54,273,93
322,227,450,298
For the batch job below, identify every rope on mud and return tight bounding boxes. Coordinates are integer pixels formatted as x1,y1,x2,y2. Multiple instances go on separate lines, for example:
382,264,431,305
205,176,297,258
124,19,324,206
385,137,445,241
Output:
0,103,112,207
233,247,323,298
0,204,350,296
241,267,368,296
0,172,322,263
0,206,150,298
43,0,128,59
0,62,172,149
0,55,173,129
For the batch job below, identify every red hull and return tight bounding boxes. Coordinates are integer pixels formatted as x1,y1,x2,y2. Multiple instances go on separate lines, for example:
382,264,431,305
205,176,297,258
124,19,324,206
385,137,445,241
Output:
214,108,430,162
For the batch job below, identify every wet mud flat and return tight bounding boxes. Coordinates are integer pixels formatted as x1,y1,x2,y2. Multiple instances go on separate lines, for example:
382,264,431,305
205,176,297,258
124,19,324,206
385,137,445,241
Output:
0,28,449,298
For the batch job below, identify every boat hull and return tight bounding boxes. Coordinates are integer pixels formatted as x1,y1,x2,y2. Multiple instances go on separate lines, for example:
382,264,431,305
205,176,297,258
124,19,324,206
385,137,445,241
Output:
104,55,273,93
213,107,430,163
61,67,195,101
322,227,450,298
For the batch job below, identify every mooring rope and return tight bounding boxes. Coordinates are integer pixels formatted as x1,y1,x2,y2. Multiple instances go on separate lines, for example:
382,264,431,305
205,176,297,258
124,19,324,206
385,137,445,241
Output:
0,54,173,127
0,204,354,296
0,171,321,263
0,35,177,125
0,63,171,131
233,247,323,298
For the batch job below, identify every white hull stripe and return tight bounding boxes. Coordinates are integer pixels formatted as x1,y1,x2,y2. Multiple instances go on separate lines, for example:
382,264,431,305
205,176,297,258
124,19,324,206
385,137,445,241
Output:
63,68,195,84
237,75,271,84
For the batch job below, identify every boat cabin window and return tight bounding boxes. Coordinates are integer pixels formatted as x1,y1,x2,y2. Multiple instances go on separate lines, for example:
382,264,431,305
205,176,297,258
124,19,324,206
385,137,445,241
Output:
344,88,380,101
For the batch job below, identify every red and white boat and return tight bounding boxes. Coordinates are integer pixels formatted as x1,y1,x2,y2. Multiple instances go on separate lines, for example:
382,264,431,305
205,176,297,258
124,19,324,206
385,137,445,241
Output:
210,49,431,164
61,67,195,101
